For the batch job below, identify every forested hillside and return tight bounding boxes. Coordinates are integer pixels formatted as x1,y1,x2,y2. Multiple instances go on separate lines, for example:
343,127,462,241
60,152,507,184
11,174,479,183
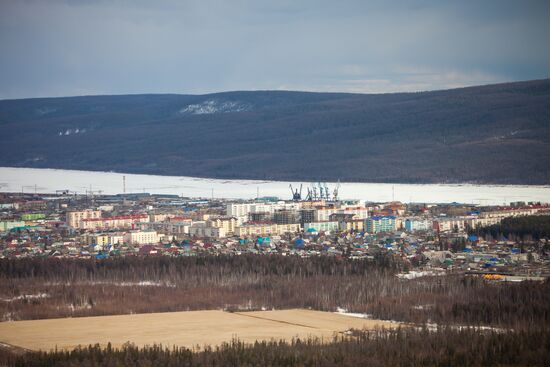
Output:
1,79,549,184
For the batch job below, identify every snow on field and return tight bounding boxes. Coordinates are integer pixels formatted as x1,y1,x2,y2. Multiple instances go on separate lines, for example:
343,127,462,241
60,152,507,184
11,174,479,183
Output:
335,307,373,319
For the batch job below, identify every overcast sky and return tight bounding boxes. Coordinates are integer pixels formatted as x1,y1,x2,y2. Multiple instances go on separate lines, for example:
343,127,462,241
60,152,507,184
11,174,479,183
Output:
1,0,549,99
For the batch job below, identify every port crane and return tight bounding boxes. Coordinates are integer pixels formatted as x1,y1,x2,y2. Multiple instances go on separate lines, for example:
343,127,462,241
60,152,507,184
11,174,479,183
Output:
317,183,324,200
293,181,342,201
289,184,303,201
333,180,341,201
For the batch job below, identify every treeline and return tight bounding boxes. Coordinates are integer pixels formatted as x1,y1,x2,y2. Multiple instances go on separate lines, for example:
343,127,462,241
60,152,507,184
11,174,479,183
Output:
1,256,549,329
473,215,550,241
0,253,402,281
2,328,549,367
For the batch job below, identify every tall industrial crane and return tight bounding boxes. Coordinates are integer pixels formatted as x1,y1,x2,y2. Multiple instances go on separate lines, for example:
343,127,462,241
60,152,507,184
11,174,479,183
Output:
305,187,313,201
289,184,302,201
324,183,330,200
333,180,341,201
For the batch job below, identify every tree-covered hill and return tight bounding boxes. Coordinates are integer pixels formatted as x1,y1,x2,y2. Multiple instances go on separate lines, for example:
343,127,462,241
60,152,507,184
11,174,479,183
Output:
1,79,549,184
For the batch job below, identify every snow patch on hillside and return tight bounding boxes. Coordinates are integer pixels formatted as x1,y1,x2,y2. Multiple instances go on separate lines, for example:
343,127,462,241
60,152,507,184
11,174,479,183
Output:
179,100,251,115
58,128,86,136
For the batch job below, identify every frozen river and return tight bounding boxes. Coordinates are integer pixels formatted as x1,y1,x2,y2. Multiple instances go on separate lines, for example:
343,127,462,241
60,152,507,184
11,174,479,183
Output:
1,167,549,205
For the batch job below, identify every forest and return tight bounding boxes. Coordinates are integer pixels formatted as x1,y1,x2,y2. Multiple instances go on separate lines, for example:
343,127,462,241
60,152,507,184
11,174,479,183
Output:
1,255,548,330
1,328,549,367
473,215,550,241
1,79,550,184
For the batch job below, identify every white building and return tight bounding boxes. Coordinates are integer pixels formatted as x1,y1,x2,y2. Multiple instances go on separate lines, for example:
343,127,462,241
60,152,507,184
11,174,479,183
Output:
404,218,432,232
226,203,255,224
66,209,101,228
189,222,227,238
123,230,161,245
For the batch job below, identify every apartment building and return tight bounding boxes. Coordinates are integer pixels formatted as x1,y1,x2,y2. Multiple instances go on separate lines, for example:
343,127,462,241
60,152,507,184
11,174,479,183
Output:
235,223,300,237
340,207,369,219
227,202,302,224
80,214,149,230
66,209,101,228
189,223,227,238
207,216,237,235
303,221,339,233
433,218,467,232
226,203,255,224
366,216,397,233
314,207,339,222
480,207,542,219
404,218,432,232
465,216,501,229
140,221,190,235
123,230,161,245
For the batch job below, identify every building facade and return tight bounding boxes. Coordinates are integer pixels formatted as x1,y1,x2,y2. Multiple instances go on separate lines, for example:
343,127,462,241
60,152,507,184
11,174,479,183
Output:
66,209,102,228
80,214,149,230
123,230,161,245
366,216,396,233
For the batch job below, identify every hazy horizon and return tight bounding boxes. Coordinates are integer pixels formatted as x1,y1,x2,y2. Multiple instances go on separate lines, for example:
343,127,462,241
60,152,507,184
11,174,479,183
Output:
1,77,549,102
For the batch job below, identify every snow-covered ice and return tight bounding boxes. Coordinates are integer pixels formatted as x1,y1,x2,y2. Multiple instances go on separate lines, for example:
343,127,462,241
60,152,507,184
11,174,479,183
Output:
1,167,549,205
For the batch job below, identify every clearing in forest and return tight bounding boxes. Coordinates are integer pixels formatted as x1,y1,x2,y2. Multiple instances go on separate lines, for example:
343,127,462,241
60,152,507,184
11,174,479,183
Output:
0,309,397,351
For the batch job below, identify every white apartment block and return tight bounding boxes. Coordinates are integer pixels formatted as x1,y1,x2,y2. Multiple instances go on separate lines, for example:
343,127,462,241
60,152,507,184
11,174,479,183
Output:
66,209,101,228
340,207,369,219
207,216,237,235
189,225,227,238
123,230,161,245
480,208,541,219
404,218,432,232
80,214,149,230
140,221,190,235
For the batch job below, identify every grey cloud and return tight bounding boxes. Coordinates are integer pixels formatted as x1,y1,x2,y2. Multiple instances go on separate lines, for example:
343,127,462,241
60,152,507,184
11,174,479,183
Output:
0,0,549,99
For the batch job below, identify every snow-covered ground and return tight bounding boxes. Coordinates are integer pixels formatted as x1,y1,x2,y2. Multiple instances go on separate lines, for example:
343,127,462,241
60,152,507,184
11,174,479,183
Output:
44,281,176,287
335,307,373,319
0,293,49,302
1,167,549,205
396,270,447,280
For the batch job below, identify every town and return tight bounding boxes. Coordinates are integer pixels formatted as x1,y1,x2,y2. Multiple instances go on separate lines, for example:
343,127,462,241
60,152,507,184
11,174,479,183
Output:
1,184,549,280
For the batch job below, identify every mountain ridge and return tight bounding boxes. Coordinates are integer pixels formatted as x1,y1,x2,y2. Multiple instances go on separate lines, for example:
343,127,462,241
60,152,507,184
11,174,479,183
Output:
1,79,549,184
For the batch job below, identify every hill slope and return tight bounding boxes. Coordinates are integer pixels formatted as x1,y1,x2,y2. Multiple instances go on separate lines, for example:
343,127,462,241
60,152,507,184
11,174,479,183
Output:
1,80,549,184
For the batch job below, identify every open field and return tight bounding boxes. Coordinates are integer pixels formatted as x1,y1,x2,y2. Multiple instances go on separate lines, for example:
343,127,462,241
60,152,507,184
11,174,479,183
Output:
0,309,396,351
